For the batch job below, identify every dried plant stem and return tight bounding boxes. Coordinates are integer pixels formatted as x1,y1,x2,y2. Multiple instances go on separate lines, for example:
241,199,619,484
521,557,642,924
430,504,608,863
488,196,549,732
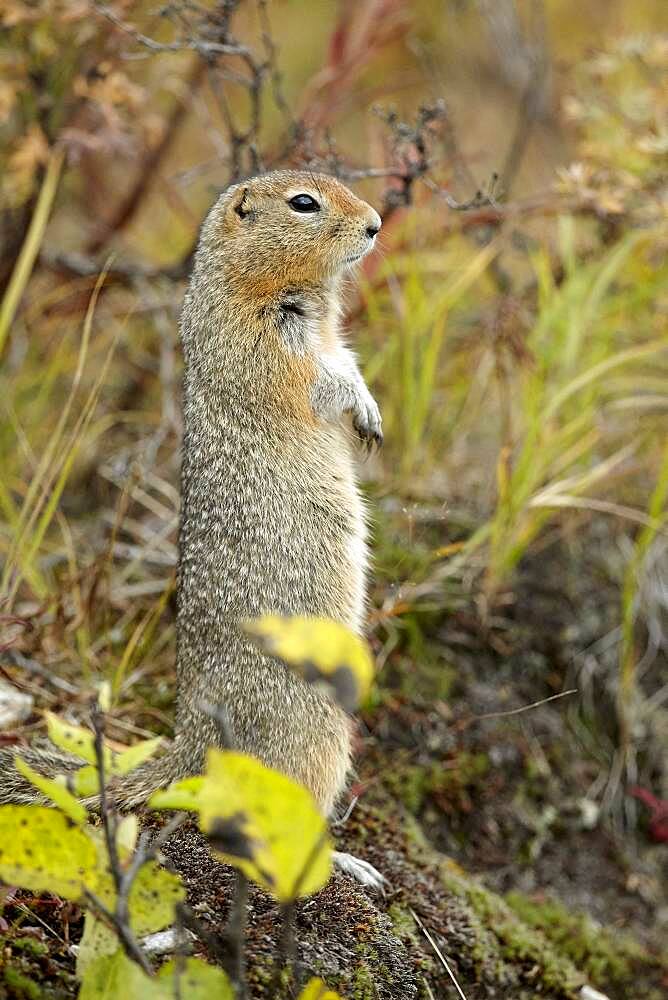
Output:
86,705,187,974
0,148,65,358
226,871,248,998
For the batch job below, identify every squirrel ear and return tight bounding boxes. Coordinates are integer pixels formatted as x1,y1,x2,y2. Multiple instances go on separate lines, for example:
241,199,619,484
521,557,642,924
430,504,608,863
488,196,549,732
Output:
231,186,251,221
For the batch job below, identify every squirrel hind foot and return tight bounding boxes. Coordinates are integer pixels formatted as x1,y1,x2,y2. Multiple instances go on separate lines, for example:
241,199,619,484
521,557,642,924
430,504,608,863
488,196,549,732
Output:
332,850,387,894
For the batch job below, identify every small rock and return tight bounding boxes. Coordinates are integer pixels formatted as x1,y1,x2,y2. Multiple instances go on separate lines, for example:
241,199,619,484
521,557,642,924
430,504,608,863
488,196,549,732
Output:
578,797,600,830
0,680,33,729
580,986,611,1000
141,928,195,956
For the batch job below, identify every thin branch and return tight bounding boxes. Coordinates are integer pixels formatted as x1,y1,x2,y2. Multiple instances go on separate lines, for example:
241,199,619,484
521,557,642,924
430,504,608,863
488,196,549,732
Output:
88,706,187,974
472,688,578,722
86,59,207,254
91,705,121,890
410,908,468,1000
226,871,248,997
175,901,232,968
95,4,250,58
199,701,236,749
84,886,153,974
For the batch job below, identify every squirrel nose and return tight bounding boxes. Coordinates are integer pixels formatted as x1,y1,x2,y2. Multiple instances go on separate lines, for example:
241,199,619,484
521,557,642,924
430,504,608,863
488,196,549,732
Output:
366,223,381,239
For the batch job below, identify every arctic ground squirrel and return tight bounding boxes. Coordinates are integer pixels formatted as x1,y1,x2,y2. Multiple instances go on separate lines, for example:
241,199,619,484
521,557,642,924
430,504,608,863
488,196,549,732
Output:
1,170,384,886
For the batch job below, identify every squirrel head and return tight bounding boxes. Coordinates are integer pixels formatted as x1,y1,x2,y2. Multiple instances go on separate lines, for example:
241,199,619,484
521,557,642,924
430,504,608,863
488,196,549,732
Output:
200,170,382,296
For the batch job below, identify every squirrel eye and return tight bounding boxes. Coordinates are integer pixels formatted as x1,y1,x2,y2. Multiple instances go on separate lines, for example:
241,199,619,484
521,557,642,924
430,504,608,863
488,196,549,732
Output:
288,193,320,213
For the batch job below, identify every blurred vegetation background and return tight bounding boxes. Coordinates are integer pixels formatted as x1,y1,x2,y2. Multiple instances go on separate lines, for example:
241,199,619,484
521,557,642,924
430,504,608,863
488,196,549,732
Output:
0,0,667,921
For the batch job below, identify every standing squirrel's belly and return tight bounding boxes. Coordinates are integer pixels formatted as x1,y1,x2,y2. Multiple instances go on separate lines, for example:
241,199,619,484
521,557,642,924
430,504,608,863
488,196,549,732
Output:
178,420,368,631
175,420,365,813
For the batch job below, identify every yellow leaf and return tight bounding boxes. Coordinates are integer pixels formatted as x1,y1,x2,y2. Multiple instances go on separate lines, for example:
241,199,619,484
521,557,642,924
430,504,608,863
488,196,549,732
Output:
76,913,118,978
14,756,88,825
243,616,374,712
125,863,185,935
149,776,204,812
198,750,332,901
115,814,138,855
80,950,169,1000
88,845,184,936
158,958,234,998
46,716,161,783
45,712,110,768
0,806,97,899
114,736,163,776
97,681,112,712
298,979,344,1000
72,764,100,797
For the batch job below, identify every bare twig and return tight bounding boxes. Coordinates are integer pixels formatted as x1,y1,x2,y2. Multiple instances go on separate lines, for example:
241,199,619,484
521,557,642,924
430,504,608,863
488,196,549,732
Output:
199,700,236,749
84,886,153,974
91,705,121,887
175,901,232,968
499,1,551,195
95,5,250,58
472,688,578,722
86,59,207,254
87,705,187,974
410,908,468,1000
226,871,248,998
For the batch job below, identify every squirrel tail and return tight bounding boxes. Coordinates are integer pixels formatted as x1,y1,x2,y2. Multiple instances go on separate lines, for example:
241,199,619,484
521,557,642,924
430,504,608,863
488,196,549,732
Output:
0,746,81,805
0,740,191,811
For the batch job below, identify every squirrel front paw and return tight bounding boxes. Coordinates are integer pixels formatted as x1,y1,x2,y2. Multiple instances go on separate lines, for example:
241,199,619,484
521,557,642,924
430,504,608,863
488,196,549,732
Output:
351,387,383,451
311,368,383,449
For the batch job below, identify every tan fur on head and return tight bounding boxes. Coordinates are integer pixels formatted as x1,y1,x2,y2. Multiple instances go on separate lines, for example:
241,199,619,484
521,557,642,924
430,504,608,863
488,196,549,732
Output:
202,170,382,297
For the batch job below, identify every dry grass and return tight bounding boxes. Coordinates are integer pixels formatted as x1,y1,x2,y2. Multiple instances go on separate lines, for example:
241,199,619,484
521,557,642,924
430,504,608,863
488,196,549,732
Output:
0,1,666,829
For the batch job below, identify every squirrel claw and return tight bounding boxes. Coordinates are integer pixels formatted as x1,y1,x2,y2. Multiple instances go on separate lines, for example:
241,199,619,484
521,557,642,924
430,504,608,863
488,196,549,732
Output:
354,421,383,452
333,850,387,893
352,398,383,451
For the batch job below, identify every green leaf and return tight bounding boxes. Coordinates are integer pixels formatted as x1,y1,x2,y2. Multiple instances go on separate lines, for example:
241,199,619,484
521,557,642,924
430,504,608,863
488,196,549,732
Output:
14,756,88,824
198,750,332,901
72,764,101,797
298,979,344,1000
149,776,204,812
0,806,97,899
115,814,139,855
76,913,119,979
114,736,163,776
89,838,185,937
48,729,162,796
81,952,234,1000
45,712,111,768
97,681,112,712
79,950,169,1000
158,958,234,998
243,616,374,711
126,862,185,935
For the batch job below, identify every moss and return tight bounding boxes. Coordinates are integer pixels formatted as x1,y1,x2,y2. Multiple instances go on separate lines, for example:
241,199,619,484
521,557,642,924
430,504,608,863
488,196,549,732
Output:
439,862,585,997
505,891,658,988
351,960,377,1000
383,763,429,813
385,903,434,982
383,751,490,816
386,904,420,945
11,938,49,959
3,966,42,999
